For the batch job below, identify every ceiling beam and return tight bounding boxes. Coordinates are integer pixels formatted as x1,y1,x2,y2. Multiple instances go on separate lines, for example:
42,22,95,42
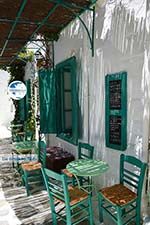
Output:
48,0,93,11
9,3,59,65
0,0,27,57
0,18,63,28
0,57,13,59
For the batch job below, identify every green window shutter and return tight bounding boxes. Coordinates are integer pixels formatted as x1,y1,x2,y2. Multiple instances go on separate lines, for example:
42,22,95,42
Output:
19,97,26,121
56,56,78,145
71,58,78,144
39,69,56,133
105,71,127,151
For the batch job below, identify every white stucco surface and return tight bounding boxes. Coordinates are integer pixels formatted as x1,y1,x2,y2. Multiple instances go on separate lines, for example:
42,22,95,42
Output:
0,70,14,138
49,0,150,195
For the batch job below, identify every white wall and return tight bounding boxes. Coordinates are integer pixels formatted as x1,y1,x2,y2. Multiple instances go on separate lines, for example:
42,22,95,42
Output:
0,70,14,138
49,0,150,191
24,61,37,81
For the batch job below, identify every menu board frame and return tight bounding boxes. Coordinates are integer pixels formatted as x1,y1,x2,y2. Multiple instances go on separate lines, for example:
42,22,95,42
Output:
105,71,127,151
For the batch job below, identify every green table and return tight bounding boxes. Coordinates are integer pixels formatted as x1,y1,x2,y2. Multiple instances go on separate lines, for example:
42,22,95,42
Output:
67,159,109,193
12,141,36,169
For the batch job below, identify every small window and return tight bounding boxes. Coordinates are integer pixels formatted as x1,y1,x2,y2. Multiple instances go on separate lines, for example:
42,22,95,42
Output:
56,57,78,145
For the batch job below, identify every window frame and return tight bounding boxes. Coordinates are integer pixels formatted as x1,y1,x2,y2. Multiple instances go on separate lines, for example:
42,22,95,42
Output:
56,56,78,145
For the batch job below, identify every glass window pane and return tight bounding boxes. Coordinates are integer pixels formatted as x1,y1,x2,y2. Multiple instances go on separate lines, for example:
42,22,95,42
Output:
64,92,72,110
65,111,72,130
64,71,71,90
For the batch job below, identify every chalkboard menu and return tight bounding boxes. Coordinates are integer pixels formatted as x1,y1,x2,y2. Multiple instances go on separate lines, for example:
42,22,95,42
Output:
105,72,127,151
109,80,121,109
109,116,121,145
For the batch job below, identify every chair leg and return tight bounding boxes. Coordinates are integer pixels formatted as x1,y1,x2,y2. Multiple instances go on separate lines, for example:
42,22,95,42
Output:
88,196,94,225
23,171,30,196
116,206,122,225
136,204,141,225
21,172,25,186
98,193,104,223
50,199,57,225
66,208,72,225
51,212,57,225
72,177,76,186
12,152,14,168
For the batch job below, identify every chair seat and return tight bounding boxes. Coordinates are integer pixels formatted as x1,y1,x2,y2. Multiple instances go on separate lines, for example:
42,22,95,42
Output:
62,168,74,177
68,186,88,206
21,161,41,171
100,184,137,206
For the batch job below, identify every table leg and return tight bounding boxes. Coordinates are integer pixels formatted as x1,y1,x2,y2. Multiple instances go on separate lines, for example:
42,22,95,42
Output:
74,175,94,194
12,152,14,168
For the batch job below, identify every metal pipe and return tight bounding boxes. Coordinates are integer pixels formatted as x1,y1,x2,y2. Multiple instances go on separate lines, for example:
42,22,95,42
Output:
61,3,95,57
0,0,27,57
9,3,59,65
48,0,93,11
91,6,95,57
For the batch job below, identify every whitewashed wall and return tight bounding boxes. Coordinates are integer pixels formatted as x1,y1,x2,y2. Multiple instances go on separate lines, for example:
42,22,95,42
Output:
24,60,37,81
48,0,150,194
0,70,14,138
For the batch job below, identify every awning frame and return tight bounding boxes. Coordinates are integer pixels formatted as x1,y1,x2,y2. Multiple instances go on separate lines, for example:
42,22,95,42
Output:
0,0,97,66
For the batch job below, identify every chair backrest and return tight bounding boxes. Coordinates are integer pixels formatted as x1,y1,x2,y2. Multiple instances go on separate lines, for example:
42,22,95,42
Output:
120,154,147,199
38,140,47,168
42,168,70,211
78,142,94,159
25,130,34,141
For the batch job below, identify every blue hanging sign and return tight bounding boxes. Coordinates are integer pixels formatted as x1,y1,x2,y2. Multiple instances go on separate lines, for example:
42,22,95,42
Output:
8,80,27,100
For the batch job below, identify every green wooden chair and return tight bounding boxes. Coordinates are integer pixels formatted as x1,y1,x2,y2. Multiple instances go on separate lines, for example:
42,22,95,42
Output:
42,168,94,225
12,141,35,169
24,130,34,141
78,142,94,159
98,154,147,225
21,140,46,196
62,142,94,186
11,123,24,142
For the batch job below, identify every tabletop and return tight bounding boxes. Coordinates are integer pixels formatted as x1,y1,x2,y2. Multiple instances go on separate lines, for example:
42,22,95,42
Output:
12,141,36,154
66,159,109,177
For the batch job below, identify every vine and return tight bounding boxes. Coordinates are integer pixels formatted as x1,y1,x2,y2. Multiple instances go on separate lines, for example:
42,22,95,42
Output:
1,49,35,140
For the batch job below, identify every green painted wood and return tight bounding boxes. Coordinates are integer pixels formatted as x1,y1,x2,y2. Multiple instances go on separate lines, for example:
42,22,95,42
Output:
38,140,47,168
67,159,109,177
39,69,56,133
105,71,127,151
13,140,36,152
78,142,94,187
78,142,94,159
9,3,60,65
19,97,26,121
98,154,147,225
21,140,47,196
0,0,27,57
48,0,95,11
56,56,78,145
42,167,94,225
48,1,96,56
64,142,94,186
